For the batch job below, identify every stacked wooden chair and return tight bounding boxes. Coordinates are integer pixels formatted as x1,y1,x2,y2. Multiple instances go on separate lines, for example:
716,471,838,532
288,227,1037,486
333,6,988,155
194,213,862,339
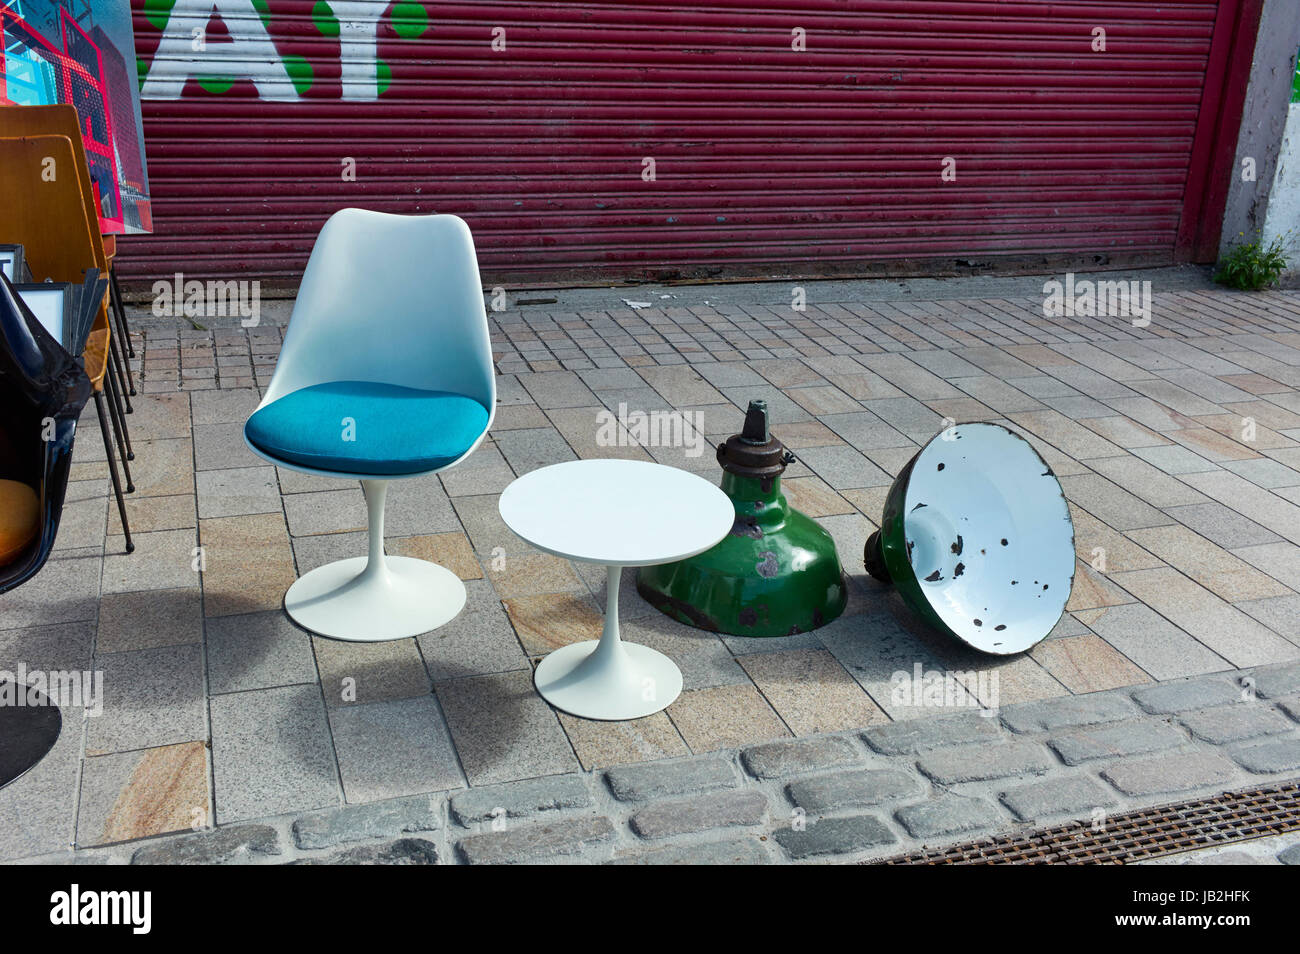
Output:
0,105,138,400
0,120,136,552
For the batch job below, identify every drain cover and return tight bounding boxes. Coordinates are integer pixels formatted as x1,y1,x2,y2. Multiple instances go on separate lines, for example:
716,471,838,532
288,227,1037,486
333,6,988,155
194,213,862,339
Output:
875,781,1300,864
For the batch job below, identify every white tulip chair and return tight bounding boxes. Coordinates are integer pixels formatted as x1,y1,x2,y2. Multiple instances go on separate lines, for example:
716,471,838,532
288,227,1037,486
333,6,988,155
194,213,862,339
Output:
244,209,495,641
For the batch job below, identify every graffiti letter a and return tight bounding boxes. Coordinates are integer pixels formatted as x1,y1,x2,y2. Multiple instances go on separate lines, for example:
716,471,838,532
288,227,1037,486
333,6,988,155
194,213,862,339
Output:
140,0,300,102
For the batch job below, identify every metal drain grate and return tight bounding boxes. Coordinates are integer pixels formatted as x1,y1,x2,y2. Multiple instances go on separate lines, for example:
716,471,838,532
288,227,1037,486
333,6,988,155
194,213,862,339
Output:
876,781,1300,864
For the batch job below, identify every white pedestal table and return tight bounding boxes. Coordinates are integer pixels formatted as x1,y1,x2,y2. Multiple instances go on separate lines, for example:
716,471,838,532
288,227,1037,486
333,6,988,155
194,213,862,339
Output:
498,459,733,720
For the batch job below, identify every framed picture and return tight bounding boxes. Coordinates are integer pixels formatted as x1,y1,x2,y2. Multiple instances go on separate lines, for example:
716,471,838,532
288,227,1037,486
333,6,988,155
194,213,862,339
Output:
13,281,75,344
0,244,32,282
1,0,152,233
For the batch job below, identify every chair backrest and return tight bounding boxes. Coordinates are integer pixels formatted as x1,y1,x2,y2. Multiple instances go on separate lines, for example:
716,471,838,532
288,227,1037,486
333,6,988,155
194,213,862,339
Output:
260,209,496,415
0,135,112,385
0,135,99,282
0,105,108,267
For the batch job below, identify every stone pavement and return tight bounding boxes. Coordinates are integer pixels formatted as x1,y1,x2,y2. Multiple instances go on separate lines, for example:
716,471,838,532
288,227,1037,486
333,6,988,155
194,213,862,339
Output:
3,270,1300,864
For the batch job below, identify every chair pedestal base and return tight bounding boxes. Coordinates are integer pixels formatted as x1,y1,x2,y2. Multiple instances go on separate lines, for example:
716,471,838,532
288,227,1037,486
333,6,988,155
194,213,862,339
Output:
285,555,466,641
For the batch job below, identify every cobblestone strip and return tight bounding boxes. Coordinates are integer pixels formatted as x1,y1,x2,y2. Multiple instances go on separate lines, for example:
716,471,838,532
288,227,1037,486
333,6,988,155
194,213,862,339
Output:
23,661,1299,866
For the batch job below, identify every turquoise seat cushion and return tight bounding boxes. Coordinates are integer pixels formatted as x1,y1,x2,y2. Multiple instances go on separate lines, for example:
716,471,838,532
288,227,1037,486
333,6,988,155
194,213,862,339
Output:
245,381,489,476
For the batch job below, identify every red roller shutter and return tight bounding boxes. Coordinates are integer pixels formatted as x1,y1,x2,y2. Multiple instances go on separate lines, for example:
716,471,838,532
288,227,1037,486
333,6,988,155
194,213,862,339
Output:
125,0,1245,287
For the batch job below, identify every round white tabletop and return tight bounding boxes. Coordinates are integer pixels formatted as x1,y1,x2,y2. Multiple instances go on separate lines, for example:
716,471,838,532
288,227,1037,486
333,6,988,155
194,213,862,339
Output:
498,458,734,567
499,459,734,721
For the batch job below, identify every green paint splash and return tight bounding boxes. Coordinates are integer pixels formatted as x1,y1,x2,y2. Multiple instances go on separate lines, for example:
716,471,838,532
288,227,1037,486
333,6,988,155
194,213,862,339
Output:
311,1,340,37
391,3,428,39
143,0,176,31
284,55,314,95
198,76,236,94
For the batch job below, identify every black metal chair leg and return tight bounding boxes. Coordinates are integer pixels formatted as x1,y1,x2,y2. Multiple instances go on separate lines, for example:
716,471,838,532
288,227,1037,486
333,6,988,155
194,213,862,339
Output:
103,370,135,494
109,265,135,362
107,323,133,414
105,356,135,463
107,277,137,398
94,390,134,553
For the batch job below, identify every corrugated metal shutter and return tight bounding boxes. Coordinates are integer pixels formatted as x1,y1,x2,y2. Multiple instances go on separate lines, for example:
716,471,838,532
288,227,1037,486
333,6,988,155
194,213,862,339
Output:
125,0,1234,286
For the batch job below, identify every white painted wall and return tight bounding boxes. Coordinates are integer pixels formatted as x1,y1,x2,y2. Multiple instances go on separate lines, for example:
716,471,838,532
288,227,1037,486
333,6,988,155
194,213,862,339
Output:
1264,103,1300,282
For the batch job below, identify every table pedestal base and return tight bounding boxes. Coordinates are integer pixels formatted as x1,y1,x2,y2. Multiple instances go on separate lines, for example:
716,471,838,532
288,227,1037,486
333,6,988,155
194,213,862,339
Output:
0,681,62,790
534,565,683,720
535,638,683,721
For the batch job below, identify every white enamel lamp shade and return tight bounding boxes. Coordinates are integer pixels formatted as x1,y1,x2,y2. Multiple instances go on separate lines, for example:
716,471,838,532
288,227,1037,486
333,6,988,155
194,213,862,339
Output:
879,423,1075,655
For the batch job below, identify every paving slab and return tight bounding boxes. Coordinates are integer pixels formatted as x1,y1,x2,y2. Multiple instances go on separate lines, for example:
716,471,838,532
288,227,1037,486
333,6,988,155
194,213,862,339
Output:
199,512,296,617
77,742,210,847
206,611,317,694
196,466,281,519
417,579,530,683
86,645,206,755
1126,525,1292,602
558,711,690,771
95,587,203,654
23,538,108,615
312,636,430,708
1111,568,1300,668
1085,603,1230,680
328,696,465,801
0,701,86,859
436,670,579,785
209,684,340,824
668,684,792,753
739,650,886,735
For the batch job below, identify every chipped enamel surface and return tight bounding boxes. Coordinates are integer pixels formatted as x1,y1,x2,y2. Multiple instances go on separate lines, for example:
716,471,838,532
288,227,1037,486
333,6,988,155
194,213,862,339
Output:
901,423,1074,655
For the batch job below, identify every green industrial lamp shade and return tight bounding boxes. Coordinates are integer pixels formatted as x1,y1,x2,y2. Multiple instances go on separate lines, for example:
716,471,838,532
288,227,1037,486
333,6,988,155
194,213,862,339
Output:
637,400,848,637
863,422,1075,655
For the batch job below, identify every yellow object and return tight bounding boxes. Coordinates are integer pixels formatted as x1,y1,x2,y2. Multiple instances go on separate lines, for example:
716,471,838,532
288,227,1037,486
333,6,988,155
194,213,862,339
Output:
0,479,41,566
